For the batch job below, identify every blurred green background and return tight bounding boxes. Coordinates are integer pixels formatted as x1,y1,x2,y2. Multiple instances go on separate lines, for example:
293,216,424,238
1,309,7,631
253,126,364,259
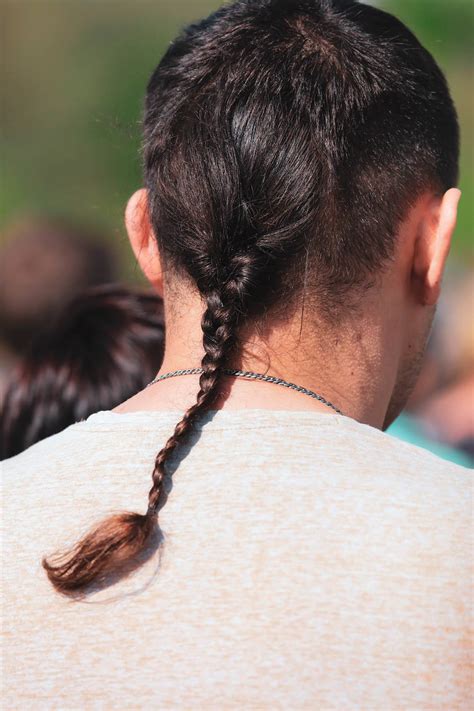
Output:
1,0,473,281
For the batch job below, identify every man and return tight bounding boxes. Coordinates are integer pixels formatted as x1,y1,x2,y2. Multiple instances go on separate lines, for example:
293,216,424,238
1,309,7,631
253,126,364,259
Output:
2,1,471,708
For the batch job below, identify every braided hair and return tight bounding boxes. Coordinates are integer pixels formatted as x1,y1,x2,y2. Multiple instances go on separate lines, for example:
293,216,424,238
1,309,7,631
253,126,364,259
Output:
147,288,240,514
42,0,458,595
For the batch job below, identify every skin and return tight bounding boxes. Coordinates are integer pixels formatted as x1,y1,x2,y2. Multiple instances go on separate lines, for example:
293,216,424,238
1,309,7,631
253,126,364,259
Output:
115,186,461,431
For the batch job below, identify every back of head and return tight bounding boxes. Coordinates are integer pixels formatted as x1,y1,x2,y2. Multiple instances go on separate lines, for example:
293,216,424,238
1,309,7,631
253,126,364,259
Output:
41,0,459,597
144,0,458,317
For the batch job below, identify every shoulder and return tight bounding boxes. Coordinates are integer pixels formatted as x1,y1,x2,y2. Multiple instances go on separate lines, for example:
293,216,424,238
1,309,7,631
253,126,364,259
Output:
335,413,471,476
262,409,472,485
2,420,93,477
3,408,472,479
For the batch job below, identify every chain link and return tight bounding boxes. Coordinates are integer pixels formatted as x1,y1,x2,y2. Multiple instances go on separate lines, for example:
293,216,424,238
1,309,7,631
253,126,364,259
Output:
146,367,343,415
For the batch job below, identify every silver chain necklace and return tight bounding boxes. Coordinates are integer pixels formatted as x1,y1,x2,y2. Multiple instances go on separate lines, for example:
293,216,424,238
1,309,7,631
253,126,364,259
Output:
147,367,344,415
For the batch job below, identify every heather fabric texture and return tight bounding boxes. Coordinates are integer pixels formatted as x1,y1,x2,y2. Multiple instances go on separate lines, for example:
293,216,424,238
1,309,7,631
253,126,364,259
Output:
1,408,472,710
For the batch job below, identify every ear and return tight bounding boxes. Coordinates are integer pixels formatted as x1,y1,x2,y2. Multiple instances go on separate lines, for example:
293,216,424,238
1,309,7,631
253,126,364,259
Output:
412,188,461,306
125,188,163,295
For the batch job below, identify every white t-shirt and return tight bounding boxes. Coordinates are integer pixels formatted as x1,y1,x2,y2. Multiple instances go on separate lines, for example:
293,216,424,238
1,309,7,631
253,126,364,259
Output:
2,408,472,709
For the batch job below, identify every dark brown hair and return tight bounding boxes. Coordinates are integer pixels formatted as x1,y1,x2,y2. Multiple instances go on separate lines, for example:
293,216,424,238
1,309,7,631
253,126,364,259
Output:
42,0,459,596
0,285,164,459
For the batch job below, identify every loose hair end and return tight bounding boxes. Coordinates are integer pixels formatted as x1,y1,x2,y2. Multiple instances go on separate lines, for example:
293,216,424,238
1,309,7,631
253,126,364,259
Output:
41,510,157,596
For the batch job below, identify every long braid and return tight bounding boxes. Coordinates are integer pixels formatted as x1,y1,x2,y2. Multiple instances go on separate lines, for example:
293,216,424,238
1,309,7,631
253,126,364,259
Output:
147,288,238,513
42,282,241,596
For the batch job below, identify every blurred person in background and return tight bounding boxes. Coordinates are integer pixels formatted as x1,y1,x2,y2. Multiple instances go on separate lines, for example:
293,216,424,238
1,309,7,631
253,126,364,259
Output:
0,285,164,459
416,268,474,457
2,1,472,709
387,265,474,466
0,217,117,396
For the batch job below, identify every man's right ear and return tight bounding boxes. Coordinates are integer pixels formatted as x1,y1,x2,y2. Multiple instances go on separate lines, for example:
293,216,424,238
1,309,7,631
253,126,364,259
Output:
125,188,164,295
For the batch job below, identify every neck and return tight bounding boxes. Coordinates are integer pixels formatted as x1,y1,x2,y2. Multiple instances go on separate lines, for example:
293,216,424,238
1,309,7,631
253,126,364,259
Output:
116,286,405,430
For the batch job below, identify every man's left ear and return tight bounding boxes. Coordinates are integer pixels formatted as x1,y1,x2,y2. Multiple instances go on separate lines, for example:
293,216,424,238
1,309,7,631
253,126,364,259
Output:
413,187,461,306
125,188,164,295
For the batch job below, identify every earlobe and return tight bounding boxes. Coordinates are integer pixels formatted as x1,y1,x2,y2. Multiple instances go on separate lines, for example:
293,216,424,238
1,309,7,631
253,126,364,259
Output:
125,189,164,295
415,188,461,306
